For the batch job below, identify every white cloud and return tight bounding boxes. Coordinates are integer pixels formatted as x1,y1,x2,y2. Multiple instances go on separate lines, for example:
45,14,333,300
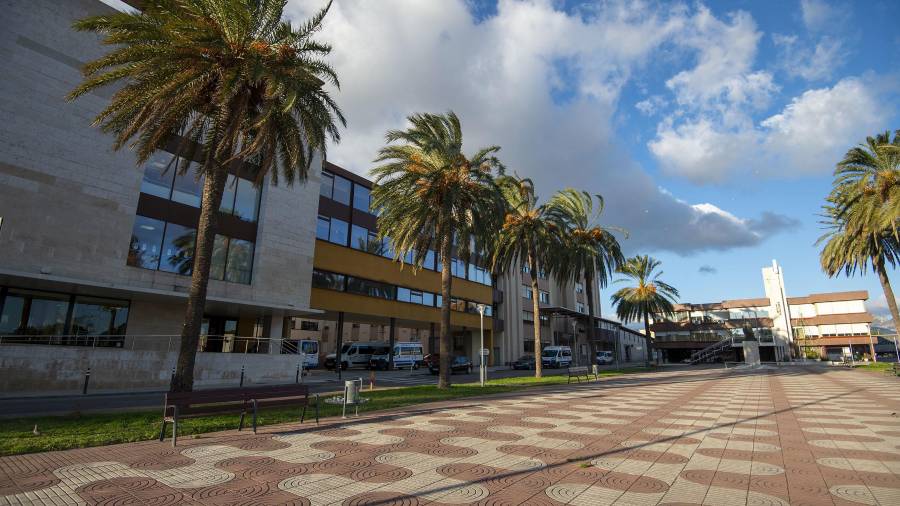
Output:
801,0,840,32
773,34,846,81
283,0,796,255
635,95,667,116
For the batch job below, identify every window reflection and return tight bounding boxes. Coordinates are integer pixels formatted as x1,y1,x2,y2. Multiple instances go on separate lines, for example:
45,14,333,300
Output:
225,238,254,284
328,217,348,245
233,177,259,222
140,152,176,199
320,171,334,198
316,216,330,240
127,215,165,270
171,164,203,207
220,174,237,215
353,184,371,212
332,174,351,205
210,235,228,281
71,297,129,336
159,223,196,275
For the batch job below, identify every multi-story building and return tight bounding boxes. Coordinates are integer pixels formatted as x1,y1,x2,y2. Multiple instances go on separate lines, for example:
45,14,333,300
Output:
650,261,874,362
289,162,494,366
0,0,321,393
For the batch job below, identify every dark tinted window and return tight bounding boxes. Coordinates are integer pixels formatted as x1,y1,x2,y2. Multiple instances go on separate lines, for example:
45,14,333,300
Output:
210,235,229,281
312,270,345,291
233,177,259,222
353,184,371,212
328,217,348,245
171,165,203,207
320,171,334,198
127,215,165,270
70,297,129,336
159,223,196,275
332,174,351,205
316,216,330,240
346,277,395,300
225,238,254,284
140,152,176,199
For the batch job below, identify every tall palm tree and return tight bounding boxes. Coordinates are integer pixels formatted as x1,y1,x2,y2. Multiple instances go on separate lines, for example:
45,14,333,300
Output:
548,189,625,357
492,176,562,378
819,201,900,342
69,0,345,391
611,255,679,367
370,111,505,388
832,131,900,235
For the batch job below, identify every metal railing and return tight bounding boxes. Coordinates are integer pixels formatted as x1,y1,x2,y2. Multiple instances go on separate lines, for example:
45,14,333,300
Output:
0,334,300,354
689,336,736,364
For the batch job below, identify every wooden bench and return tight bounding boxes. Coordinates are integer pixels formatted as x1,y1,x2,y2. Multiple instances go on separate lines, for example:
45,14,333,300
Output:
567,366,594,383
159,385,319,446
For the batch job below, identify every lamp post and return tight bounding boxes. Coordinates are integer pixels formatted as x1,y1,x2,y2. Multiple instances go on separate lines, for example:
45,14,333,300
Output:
476,304,486,387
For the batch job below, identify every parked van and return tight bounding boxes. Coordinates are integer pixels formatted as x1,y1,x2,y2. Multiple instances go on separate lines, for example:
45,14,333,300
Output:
595,350,614,365
541,346,573,368
324,342,389,370
282,339,320,368
369,342,425,370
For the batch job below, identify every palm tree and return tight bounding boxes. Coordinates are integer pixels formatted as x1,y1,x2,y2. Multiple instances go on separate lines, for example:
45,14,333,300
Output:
611,255,679,367
492,176,562,378
548,189,625,358
69,0,345,391
370,111,505,388
819,201,900,343
832,131,900,236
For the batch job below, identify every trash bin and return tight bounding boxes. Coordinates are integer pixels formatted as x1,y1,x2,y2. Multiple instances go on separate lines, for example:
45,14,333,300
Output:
592,364,599,376
345,380,359,404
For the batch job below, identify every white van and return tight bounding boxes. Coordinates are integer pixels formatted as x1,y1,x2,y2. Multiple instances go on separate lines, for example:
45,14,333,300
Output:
282,339,320,368
595,350,614,365
369,342,424,370
541,346,573,368
324,342,390,370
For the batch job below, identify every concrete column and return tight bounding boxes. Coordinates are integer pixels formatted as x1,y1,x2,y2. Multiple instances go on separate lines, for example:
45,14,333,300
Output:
268,310,285,354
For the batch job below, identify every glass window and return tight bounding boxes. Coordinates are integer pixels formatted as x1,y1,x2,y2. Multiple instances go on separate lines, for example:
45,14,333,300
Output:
127,215,165,270
350,225,369,251
332,175,351,205
409,290,424,305
575,283,584,294
422,292,435,307
171,164,203,207
316,216,330,240
424,250,436,270
233,177,259,222
346,277,395,300
353,184,371,212
312,270,345,290
220,174,237,215
577,302,585,313
368,231,385,255
523,310,534,322
381,237,394,259
539,291,550,304
22,291,69,335
225,238,254,284
522,285,533,299
397,287,411,303
140,152,176,199
328,217,348,245
320,171,334,198
159,223,196,275
70,297,129,336
450,298,466,312
0,292,25,334
210,235,229,281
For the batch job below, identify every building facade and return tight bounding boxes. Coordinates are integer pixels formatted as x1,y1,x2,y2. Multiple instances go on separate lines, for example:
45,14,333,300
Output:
650,261,874,362
0,0,319,354
289,162,494,366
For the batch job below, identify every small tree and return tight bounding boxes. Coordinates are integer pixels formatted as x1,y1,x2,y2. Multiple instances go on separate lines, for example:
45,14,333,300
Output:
611,255,679,366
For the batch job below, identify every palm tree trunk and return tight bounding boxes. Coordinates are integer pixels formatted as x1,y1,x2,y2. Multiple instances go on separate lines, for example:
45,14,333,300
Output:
528,250,543,379
643,313,653,368
170,166,229,392
875,257,900,351
438,231,454,389
584,275,596,360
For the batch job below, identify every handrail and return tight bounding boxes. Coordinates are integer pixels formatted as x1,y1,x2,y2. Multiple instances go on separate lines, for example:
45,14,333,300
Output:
0,334,302,354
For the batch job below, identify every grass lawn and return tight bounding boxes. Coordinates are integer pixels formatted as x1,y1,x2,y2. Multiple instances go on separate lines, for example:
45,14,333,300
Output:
0,368,646,456
853,361,896,373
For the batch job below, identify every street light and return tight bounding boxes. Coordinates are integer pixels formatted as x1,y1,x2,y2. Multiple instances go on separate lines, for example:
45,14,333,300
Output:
476,304,487,387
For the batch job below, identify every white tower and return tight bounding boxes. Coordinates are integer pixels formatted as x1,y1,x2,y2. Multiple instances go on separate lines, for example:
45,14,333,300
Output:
762,259,794,361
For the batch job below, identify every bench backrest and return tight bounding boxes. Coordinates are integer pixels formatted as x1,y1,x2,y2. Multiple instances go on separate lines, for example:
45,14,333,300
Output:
164,387,247,416
568,366,589,374
241,384,310,401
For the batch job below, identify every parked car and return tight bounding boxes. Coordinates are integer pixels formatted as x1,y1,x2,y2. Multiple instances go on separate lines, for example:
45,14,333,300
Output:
595,350,614,365
512,355,535,370
541,346,573,368
369,342,424,370
324,342,389,370
429,355,473,375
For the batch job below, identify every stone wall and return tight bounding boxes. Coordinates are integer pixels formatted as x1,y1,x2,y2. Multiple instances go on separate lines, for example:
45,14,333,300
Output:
0,344,307,397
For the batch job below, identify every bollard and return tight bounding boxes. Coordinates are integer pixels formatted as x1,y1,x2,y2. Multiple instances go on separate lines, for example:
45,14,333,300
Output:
239,365,245,387
369,370,375,391
82,367,91,395
170,366,176,385
296,363,301,384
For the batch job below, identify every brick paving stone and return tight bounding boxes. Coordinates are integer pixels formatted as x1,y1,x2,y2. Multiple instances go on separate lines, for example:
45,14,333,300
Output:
3,366,900,505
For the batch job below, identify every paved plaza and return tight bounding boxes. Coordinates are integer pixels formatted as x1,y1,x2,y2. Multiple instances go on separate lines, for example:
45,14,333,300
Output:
3,366,900,505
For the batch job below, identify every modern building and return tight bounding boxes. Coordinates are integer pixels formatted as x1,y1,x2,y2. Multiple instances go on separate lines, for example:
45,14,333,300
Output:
650,260,874,363
0,0,322,393
289,162,494,366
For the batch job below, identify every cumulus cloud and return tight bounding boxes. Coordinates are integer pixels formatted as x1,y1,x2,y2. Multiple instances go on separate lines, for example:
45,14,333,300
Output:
773,34,846,81
284,0,796,255
698,265,717,274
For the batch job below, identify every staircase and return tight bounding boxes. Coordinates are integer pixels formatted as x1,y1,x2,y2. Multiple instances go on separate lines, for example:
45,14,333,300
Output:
689,336,736,364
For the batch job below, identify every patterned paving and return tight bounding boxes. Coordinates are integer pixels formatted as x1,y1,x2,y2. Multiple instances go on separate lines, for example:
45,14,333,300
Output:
3,366,900,505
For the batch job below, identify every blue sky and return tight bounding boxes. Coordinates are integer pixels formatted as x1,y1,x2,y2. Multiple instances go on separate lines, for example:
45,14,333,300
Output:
282,0,899,323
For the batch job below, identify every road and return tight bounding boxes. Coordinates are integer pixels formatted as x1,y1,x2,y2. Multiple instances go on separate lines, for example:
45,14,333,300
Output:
0,364,616,418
